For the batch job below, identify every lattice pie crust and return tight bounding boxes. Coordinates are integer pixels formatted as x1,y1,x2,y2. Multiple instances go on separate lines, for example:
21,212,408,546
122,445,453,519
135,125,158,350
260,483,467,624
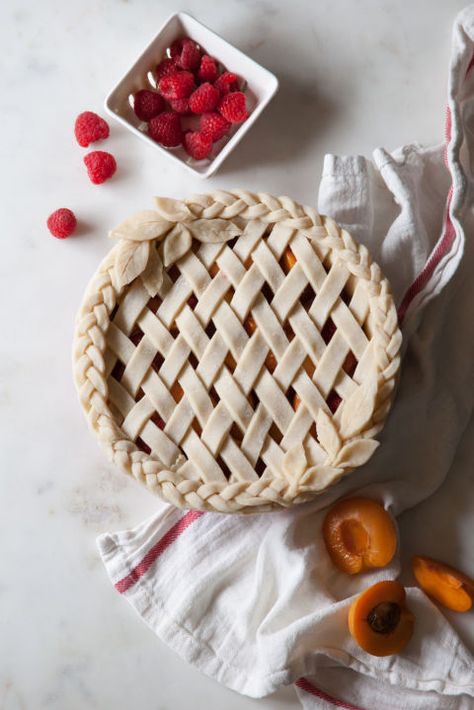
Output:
73,192,401,513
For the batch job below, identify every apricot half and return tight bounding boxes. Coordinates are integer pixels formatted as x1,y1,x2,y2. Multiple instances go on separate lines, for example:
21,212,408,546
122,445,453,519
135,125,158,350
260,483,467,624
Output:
348,580,415,656
323,497,397,574
412,555,474,612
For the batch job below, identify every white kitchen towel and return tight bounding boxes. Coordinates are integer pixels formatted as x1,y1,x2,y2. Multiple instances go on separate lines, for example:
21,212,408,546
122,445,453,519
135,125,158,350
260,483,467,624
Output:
97,6,474,709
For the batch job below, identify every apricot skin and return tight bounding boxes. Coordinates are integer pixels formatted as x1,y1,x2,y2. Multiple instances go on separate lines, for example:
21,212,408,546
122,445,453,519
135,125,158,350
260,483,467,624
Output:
348,580,415,657
323,497,397,575
412,556,474,612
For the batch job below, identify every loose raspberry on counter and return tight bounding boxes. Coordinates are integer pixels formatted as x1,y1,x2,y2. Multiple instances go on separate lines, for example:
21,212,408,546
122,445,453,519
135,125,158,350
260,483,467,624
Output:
133,90,165,121
184,130,213,160
218,91,249,123
189,83,220,114
47,208,77,238
148,111,183,147
169,97,191,115
198,55,218,83
200,112,231,142
155,57,178,82
74,111,109,147
83,151,117,184
159,71,195,100
214,72,240,95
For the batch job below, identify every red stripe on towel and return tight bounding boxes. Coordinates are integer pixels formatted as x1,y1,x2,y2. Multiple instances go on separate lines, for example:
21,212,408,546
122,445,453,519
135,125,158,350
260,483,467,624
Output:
397,93,456,324
115,510,203,593
466,51,474,75
397,46,474,325
296,677,364,709
397,190,455,323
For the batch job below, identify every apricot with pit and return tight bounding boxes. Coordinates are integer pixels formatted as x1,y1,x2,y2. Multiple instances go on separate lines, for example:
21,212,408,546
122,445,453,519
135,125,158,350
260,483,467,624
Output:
348,580,415,656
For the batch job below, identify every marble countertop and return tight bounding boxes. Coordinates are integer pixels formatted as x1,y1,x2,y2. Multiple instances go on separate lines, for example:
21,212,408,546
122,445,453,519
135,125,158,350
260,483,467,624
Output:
2,1,473,708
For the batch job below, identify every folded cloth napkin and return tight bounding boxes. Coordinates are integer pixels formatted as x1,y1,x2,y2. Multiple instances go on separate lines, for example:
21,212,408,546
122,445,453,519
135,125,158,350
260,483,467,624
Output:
98,7,474,709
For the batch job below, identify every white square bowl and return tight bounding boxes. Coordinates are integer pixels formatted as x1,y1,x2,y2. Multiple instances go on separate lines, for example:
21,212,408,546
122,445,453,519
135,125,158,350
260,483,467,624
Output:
105,12,279,178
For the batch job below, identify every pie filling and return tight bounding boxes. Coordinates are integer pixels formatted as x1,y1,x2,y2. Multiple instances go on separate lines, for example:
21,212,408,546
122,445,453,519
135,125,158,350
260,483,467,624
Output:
107,236,367,480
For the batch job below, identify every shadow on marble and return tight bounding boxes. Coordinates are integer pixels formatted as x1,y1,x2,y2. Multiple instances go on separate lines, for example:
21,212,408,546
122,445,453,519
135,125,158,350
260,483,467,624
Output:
73,219,95,238
217,73,339,178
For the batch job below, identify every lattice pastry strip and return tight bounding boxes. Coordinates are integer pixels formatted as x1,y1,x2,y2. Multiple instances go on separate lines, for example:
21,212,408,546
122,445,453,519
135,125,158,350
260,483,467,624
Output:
74,191,402,514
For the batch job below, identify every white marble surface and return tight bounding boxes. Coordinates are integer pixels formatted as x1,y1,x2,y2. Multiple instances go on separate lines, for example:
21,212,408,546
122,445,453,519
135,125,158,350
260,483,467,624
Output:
1,1,473,708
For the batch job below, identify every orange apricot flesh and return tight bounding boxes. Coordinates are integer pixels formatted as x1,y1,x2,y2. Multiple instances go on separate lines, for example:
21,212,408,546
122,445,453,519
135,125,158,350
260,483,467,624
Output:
348,580,415,657
323,497,397,575
412,556,474,612
281,247,297,273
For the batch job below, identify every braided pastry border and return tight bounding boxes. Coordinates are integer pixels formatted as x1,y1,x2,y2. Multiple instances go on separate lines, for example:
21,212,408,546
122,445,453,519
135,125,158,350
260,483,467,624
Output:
73,191,402,514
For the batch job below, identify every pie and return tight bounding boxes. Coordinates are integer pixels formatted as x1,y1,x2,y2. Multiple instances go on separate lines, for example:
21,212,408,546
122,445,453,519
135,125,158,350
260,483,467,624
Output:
73,191,401,513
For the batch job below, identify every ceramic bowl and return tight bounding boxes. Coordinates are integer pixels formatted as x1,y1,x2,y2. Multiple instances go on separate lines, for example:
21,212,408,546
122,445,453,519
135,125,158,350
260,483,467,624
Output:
105,12,279,178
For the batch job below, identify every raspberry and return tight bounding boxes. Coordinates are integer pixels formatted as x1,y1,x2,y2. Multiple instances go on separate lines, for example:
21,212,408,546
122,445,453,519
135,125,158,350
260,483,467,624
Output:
169,97,190,114
214,72,240,95
198,55,218,83
169,38,184,60
184,131,213,160
218,91,248,123
155,57,178,82
47,208,77,239
188,83,219,114
170,38,201,70
200,112,231,142
74,111,109,147
133,90,165,121
159,71,195,100
83,151,117,184
148,111,183,147
178,38,201,70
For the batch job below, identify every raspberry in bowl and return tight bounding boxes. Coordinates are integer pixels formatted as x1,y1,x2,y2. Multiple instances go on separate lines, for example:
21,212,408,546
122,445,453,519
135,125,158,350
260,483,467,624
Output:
104,12,278,177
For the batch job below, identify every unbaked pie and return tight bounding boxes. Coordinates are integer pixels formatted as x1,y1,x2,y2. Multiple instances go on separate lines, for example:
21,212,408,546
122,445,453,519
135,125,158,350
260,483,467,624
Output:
73,191,401,513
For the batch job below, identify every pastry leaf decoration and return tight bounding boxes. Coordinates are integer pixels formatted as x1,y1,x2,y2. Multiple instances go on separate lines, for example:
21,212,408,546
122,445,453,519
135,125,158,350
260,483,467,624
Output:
339,377,377,439
282,443,307,482
115,239,150,290
334,439,379,468
109,210,173,241
109,199,243,288
163,224,192,267
300,465,344,490
154,196,193,222
316,409,341,459
188,219,241,243
141,245,163,296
